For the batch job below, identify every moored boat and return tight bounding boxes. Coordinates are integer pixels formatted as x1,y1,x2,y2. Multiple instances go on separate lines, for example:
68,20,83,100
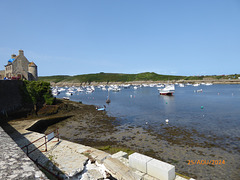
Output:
63,97,70,100
158,84,175,95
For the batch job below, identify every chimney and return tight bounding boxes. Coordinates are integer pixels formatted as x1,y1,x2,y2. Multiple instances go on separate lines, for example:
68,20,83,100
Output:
11,54,16,59
19,50,24,56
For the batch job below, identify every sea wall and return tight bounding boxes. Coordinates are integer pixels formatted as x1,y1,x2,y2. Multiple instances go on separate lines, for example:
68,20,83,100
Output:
0,80,33,119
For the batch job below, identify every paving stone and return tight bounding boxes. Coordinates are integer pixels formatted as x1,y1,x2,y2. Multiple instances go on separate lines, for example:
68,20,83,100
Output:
112,151,128,159
0,127,48,180
143,173,160,180
103,156,140,180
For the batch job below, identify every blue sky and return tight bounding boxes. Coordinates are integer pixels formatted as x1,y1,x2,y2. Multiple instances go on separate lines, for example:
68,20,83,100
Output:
0,0,239,76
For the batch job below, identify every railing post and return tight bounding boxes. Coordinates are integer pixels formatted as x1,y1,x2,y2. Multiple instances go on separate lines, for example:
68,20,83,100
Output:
57,128,59,142
45,135,47,152
36,158,38,167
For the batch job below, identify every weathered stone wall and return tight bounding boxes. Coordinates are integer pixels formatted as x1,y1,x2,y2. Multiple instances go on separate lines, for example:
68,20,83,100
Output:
12,53,29,79
28,65,38,81
0,70,5,79
0,80,33,119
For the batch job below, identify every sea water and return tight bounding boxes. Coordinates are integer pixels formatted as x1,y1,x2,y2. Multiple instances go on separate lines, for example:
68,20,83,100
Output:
57,84,240,153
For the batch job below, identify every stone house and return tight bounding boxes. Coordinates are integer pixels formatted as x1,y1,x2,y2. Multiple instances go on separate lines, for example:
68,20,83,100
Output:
2,50,38,80
0,70,4,80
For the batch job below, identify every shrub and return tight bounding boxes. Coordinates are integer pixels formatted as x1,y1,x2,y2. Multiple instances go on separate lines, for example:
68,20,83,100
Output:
23,81,54,106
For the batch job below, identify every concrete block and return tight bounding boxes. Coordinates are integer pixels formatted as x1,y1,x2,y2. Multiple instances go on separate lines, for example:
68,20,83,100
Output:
117,157,129,166
112,151,128,159
103,157,137,180
90,149,110,163
147,159,175,180
132,169,146,179
129,152,153,173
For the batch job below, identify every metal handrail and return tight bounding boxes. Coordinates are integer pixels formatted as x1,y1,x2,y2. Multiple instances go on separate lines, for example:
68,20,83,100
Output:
20,128,61,179
21,128,59,150
21,128,59,155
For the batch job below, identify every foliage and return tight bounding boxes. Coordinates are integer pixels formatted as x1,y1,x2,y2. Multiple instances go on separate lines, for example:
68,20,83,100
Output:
23,81,55,105
184,76,204,80
38,75,71,83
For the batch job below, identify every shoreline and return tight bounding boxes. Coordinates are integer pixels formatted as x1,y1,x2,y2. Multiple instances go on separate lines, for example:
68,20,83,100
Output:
50,79,240,87
5,100,240,180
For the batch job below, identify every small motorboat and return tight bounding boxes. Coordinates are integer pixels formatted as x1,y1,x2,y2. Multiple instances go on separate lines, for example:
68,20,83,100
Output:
65,91,73,96
96,105,106,111
158,84,175,95
63,97,70,100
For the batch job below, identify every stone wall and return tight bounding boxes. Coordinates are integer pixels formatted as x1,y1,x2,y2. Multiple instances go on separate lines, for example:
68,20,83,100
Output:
0,80,33,119
12,54,29,79
0,70,4,80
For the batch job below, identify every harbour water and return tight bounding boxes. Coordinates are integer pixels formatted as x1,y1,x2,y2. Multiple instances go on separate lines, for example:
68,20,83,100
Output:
51,84,240,179
57,84,240,154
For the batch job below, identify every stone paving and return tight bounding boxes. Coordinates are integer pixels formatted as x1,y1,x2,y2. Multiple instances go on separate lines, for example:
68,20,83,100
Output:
0,126,48,180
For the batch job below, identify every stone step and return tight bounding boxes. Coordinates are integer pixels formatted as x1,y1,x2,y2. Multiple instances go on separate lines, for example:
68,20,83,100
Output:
103,156,140,180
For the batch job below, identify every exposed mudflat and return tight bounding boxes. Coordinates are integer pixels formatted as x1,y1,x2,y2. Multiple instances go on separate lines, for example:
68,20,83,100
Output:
7,100,240,180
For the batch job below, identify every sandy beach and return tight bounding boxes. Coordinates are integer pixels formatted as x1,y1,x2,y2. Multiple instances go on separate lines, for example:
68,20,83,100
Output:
5,100,240,180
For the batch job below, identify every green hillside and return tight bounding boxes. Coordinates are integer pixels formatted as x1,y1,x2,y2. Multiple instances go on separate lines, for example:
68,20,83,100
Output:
38,72,185,83
38,72,240,83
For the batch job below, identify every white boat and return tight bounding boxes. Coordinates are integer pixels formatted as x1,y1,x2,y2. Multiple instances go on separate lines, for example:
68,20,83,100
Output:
77,88,84,92
193,83,200,87
65,91,73,96
205,83,213,86
156,84,164,88
112,88,121,92
149,84,156,87
158,84,175,95
52,91,59,96
58,87,66,92
179,83,185,87
86,89,94,93
122,84,131,89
